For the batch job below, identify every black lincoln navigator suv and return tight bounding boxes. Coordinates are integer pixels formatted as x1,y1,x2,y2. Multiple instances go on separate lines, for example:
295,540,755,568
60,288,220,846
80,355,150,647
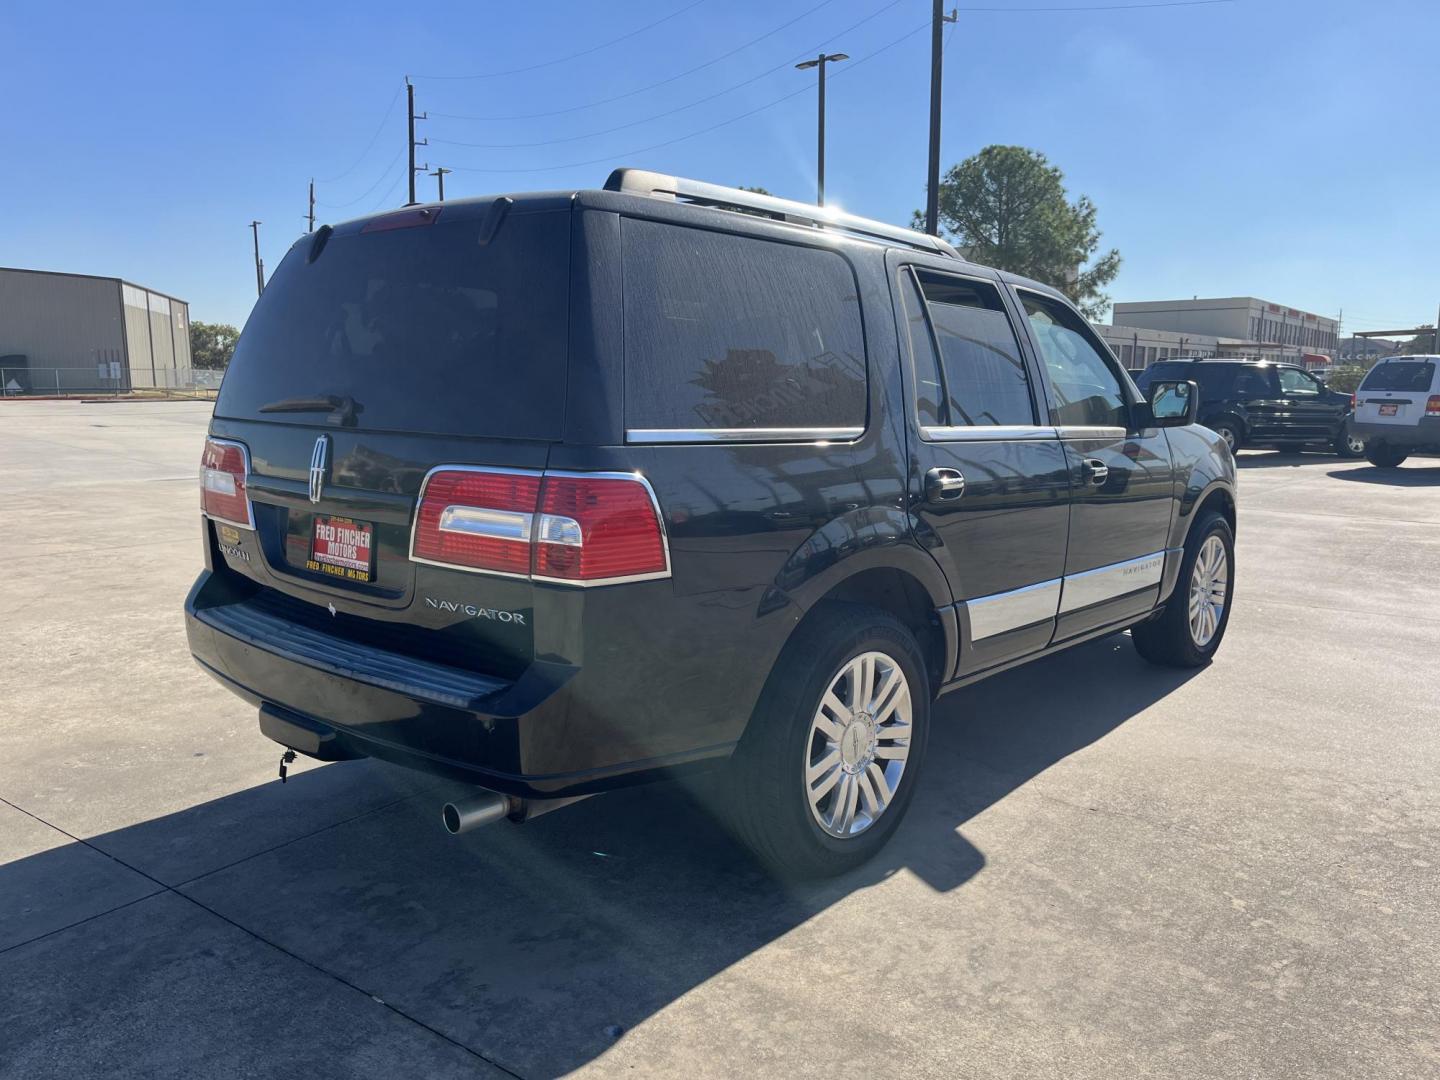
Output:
186,170,1237,877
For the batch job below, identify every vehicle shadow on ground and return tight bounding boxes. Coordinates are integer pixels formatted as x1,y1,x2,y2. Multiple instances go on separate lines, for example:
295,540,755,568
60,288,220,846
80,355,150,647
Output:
1235,450,1344,469
1326,464,1440,486
3,633,1200,1078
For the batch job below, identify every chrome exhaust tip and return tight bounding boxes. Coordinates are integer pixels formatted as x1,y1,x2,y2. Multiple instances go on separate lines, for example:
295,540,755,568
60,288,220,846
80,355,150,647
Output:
441,791,512,835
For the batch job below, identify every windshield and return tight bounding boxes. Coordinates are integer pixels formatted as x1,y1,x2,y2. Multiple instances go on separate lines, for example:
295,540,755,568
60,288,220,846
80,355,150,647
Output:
1360,360,1436,393
216,208,570,438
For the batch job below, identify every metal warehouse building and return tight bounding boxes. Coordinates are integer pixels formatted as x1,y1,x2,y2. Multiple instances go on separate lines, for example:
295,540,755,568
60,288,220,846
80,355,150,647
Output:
0,266,191,393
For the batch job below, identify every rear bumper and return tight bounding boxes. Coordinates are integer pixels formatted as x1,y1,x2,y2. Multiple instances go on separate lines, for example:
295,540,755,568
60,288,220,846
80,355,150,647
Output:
185,569,736,797
1349,415,1440,452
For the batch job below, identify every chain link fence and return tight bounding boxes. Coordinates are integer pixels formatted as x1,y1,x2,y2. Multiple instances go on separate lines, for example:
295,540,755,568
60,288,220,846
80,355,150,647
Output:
0,366,222,399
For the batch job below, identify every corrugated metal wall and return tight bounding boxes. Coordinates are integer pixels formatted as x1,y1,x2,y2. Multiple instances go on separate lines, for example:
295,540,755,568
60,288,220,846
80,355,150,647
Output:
0,269,127,390
121,284,190,388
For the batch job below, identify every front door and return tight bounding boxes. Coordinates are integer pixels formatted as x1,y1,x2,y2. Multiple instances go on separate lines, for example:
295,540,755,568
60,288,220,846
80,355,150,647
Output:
894,263,1071,675
1014,288,1177,641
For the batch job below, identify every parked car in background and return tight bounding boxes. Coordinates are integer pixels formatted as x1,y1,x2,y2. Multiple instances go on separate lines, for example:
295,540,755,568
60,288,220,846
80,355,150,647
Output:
1347,355,1440,467
1136,357,1363,457
186,171,1238,878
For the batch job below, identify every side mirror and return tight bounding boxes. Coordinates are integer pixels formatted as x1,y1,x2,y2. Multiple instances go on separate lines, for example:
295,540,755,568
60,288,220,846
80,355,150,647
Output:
1149,380,1198,427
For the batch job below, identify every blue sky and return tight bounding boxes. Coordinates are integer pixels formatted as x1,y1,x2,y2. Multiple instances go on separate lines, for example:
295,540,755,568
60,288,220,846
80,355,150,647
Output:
1,0,1435,336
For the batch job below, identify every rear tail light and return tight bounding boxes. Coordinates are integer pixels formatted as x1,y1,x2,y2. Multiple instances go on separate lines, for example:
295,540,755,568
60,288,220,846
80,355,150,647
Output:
410,468,669,586
1350,392,1358,411
534,473,669,583
412,469,541,576
200,438,253,528
1427,395,1440,417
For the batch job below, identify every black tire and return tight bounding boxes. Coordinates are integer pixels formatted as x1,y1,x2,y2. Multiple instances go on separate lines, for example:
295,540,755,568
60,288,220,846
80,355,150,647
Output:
1132,512,1234,668
1365,441,1408,468
1210,420,1242,454
726,604,930,879
1333,430,1366,459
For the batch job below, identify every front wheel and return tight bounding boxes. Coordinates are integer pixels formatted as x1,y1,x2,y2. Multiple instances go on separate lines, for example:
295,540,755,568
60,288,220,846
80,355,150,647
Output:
726,605,929,879
1132,513,1234,668
1334,430,1366,459
1365,441,1408,468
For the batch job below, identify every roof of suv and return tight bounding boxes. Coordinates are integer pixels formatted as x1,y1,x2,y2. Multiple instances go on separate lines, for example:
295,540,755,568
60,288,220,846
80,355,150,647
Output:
334,167,1075,305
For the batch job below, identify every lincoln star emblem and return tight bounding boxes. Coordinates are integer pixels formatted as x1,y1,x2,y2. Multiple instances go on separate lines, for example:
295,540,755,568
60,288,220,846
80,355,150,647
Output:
309,435,330,505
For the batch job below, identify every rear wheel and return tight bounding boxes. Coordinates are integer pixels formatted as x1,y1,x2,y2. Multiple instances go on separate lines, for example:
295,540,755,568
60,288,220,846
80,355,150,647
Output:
1334,430,1366,458
1132,512,1234,668
727,605,929,879
1365,441,1408,468
1211,420,1241,454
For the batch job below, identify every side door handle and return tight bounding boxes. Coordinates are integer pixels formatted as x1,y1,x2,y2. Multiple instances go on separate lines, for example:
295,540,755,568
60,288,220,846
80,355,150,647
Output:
924,467,965,502
1082,458,1109,486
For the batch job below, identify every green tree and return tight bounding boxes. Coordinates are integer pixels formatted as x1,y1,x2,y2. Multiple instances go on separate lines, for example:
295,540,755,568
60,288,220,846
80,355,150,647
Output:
1403,325,1437,353
918,145,1121,319
190,321,240,370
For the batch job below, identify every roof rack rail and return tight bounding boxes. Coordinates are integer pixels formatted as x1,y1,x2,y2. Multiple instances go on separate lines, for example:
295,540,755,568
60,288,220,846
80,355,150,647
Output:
603,168,962,260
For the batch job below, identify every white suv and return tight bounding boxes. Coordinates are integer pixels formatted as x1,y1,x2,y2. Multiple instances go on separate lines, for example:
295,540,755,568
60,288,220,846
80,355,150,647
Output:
1348,355,1440,467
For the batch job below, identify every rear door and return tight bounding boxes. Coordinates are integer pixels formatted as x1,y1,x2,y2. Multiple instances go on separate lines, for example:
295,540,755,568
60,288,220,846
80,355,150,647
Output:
1013,287,1176,641
1354,359,1438,429
206,202,573,678
893,260,1071,673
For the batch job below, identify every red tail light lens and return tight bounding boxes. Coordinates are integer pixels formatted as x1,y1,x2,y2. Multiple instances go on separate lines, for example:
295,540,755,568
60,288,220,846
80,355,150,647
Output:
1427,395,1440,417
409,468,669,585
411,469,541,576
200,438,253,527
1350,392,1358,411
534,473,669,584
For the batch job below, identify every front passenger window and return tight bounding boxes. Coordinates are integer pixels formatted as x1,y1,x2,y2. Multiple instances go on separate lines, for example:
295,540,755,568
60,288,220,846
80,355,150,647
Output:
1020,293,1129,429
1278,368,1320,396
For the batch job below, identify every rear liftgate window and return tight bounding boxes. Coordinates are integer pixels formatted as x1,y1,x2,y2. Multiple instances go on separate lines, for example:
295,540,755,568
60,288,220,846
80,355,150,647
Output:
1361,361,1436,393
216,208,570,439
621,218,867,437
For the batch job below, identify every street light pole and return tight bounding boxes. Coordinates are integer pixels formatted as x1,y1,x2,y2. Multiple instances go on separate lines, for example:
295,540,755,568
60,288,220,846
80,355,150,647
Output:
926,4,958,236
430,166,452,202
796,52,848,206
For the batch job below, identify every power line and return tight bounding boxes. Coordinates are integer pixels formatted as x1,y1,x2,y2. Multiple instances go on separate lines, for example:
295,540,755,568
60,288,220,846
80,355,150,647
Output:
953,0,1232,10
371,168,406,213
429,0,906,151
316,84,403,184
316,146,404,208
445,18,931,176
429,0,847,123
414,0,707,81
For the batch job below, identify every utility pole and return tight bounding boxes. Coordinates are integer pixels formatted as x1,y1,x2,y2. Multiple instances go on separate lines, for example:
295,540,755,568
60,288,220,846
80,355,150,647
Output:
249,220,264,298
925,4,958,236
430,166,452,202
406,77,428,206
307,179,316,233
795,52,848,206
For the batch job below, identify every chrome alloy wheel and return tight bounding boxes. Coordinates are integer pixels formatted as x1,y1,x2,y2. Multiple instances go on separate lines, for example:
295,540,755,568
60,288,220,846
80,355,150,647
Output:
1219,426,1238,453
1188,535,1229,647
804,651,912,839
1345,433,1366,455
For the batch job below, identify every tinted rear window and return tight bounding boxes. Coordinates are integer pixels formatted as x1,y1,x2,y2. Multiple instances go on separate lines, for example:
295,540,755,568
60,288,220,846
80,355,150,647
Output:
217,208,570,438
1361,360,1436,392
621,218,866,433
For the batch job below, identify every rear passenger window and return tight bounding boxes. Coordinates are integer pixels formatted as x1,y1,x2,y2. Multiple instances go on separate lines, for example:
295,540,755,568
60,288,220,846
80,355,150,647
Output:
622,219,866,436
911,271,1035,427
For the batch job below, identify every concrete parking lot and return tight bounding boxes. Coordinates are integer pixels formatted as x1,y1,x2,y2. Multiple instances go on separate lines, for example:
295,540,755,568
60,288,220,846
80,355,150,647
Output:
2,399,1437,1079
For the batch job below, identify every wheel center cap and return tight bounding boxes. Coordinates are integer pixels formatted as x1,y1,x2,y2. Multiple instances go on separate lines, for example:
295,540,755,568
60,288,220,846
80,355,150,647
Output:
840,713,875,771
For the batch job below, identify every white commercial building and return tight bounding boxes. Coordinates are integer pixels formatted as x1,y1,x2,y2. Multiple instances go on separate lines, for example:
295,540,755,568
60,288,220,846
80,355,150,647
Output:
1111,297,1338,368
